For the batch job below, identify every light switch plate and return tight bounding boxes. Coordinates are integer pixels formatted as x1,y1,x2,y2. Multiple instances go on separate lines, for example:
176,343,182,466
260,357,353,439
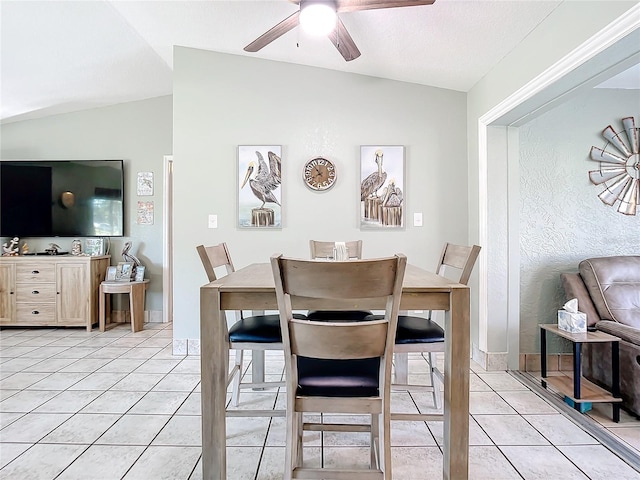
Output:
413,213,423,227
208,214,218,229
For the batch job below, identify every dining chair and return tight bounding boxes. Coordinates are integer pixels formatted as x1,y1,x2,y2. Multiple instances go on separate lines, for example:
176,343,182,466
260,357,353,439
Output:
307,239,373,321
196,243,307,407
385,242,481,417
271,253,406,480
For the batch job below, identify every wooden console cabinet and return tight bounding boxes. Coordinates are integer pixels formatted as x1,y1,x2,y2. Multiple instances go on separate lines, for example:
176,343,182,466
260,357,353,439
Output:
0,255,110,331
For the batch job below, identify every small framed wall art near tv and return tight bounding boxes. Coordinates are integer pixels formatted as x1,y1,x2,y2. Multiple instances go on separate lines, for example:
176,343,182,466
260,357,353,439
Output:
238,145,282,228
360,145,405,229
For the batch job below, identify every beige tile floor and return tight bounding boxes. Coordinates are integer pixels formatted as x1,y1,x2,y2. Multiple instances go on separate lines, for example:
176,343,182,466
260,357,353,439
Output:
1,322,638,479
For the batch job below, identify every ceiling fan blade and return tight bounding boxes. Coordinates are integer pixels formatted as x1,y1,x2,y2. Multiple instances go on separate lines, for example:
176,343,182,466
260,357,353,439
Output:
244,11,300,52
337,0,435,13
328,16,361,62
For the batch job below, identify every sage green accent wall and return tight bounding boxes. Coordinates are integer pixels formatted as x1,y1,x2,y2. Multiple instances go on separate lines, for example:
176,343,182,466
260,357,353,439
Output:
172,47,467,340
0,96,172,313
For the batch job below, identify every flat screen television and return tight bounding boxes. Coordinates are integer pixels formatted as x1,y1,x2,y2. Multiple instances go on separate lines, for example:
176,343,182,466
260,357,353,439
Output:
0,160,124,237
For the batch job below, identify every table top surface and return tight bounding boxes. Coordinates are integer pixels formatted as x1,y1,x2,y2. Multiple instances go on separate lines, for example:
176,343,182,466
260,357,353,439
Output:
204,262,467,293
539,323,620,343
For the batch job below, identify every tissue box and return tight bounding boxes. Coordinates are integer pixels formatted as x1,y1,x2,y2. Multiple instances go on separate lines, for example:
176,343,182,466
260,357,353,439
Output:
557,310,587,333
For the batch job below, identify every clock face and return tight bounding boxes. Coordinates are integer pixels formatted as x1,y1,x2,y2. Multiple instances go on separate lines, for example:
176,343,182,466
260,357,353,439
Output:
303,157,337,191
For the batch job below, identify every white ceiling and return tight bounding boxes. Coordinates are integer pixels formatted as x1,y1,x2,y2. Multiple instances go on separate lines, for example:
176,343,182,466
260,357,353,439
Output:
0,0,635,125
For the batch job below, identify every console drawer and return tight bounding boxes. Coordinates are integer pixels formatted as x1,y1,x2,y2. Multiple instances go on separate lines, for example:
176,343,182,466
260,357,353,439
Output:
16,303,56,322
16,264,55,283
15,283,57,303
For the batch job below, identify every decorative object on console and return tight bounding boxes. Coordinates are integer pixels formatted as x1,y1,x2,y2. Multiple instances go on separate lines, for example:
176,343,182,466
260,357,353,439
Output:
588,116,639,216
134,266,146,282
238,145,282,228
71,239,83,256
106,266,117,281
115,262,134,282
21,242,28,255
85,238,105,256
2,236,19,256
137,172,153,196
360,145,405,229
45,243,63,255
121,241,143,280
303,156,337,191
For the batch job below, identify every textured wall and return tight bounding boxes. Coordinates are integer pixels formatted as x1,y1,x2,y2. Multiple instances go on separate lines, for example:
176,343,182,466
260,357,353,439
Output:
519,89,639,353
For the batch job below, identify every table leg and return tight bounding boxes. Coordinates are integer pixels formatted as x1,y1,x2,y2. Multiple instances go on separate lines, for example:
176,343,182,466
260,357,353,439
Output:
573,342,582,404
130,283,146,332
443,287,469,480
540,327,547,388
99,286,106,332
201,285,228,480
251,310,266,389
612,341,620,423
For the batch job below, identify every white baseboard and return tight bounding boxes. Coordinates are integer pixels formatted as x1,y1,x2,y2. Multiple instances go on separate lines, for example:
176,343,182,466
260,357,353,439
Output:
471,343,508,371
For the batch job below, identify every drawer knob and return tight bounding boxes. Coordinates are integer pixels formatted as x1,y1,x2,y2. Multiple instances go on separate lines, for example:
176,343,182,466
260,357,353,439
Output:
32,290,40,295
31,270,40,274
32,310,40,315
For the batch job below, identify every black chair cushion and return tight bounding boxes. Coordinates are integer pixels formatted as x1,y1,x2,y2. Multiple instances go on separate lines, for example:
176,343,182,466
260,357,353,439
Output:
296,357,380,397
365,314,445,344
306,310,373,321
228,313,306,343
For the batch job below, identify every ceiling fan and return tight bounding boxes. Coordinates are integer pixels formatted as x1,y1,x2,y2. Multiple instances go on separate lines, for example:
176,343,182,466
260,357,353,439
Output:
244,0,436,62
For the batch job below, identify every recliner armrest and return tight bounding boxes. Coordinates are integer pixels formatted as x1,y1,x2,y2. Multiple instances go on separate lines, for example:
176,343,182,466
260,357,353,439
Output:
560,273,600,327
596,320,640,346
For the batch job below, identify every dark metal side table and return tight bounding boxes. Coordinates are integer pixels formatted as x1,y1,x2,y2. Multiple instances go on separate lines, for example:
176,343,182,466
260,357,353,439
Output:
539,324,622,422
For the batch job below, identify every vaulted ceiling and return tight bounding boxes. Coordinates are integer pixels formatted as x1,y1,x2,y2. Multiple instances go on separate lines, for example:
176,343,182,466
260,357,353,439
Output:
1,1,635,124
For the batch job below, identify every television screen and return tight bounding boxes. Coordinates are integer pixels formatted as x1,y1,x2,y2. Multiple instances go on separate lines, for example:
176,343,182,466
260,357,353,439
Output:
0,160,124,237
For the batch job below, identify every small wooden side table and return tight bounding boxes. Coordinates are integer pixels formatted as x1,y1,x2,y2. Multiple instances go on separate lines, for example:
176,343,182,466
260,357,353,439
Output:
539,324,622,422
99,280,149,333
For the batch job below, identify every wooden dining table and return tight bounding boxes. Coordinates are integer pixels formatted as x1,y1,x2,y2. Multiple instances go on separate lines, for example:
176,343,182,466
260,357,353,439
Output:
200,262,470,480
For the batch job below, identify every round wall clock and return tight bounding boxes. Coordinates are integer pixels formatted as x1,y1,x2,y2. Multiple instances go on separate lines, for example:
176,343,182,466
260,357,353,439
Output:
588,116,639,216
303,157,337,191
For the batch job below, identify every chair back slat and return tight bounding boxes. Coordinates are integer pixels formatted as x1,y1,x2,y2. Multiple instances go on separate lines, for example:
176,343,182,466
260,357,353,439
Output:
278,257,400,299
289,319,388,359
309,240,363,259
437,243,481,285
196,243,235,281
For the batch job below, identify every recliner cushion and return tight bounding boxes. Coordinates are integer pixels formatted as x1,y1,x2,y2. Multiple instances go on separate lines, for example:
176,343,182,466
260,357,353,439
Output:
296,357,380,397
579,256,640,329
228,313,306,343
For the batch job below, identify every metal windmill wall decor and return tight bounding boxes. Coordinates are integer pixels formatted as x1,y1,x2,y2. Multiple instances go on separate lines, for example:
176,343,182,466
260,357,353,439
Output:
588,116,639,216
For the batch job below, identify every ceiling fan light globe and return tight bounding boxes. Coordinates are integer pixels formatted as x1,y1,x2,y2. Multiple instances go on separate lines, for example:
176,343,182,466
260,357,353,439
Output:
300,3,336,36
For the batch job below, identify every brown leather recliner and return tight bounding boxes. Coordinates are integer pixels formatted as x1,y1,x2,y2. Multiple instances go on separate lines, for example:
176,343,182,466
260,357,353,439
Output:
561,256,640,417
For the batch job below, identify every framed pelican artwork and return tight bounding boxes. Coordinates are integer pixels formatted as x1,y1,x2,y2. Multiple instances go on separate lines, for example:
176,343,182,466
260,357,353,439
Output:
360,145,405,229
238,145,282,228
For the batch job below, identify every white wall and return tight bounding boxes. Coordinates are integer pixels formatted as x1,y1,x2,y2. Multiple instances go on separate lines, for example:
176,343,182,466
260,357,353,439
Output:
467,0,637,366
0,96,172,314
519,89,640,353
172,47,467,347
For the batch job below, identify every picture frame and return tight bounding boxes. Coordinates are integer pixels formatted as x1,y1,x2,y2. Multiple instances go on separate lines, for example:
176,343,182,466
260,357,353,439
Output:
134,266,146,282
360,145,405,229
137,171,153,196
115,262,134,282
238,145,282,228
85,238,105,256
106,266,117,281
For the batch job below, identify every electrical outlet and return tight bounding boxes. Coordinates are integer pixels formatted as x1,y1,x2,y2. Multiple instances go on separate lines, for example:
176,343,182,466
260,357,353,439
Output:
208,214,218,229
413,212,423,227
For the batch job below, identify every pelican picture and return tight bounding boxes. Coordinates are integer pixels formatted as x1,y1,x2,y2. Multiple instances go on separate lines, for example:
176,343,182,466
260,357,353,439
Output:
360,145,405,229
238,145,282,227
